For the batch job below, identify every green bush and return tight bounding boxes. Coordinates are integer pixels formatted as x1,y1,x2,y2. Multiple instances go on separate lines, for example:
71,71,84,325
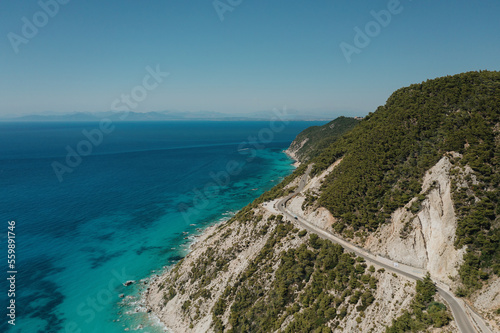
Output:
386,274,451,332
212,226,377,332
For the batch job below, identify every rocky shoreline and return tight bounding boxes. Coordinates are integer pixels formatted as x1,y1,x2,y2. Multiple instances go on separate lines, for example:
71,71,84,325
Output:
139,144,490,333
142,149,303,332
142,218,235,332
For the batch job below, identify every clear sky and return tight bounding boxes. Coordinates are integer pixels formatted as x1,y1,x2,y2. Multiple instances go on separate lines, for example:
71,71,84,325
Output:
0,0,499,117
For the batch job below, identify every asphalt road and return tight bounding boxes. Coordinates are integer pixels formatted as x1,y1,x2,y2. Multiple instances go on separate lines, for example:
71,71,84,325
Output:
274,164,490,333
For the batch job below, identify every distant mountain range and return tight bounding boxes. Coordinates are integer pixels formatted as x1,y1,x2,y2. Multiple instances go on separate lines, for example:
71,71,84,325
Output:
0,110,342,122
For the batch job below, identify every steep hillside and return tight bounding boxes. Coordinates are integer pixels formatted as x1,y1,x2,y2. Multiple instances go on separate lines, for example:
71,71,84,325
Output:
311,71,499,295
286,116,360,163
145,71,499,332
147,209,454,333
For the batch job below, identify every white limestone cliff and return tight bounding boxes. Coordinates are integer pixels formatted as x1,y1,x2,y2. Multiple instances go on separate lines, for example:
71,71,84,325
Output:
365,156,466,286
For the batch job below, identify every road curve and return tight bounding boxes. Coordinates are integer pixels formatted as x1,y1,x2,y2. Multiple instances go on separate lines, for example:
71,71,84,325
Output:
275,164,486,333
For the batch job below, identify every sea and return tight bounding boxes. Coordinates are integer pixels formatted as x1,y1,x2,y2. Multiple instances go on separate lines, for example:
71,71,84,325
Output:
0,120,326,333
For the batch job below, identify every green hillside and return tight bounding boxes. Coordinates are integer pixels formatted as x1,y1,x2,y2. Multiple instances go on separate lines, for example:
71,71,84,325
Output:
287,116,360,162
154,72,500,332
307,71,499,292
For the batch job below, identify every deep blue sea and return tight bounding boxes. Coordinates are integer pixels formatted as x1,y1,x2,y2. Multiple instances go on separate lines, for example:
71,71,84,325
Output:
0,120,325,333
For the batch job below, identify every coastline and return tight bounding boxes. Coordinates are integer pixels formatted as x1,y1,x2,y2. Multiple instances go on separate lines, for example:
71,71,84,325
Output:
139,217,233,332
142,150,300,332
143,200,284,332
284,148,301,168
140,144,467,333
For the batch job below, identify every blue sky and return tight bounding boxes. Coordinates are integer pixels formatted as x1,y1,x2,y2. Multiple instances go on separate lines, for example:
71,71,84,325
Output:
0,0,499,117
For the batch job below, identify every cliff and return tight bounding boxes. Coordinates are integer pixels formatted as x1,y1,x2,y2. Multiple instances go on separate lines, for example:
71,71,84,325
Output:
364,155,466,287
146,205,456,332
145,71,500,332
285,116,359,163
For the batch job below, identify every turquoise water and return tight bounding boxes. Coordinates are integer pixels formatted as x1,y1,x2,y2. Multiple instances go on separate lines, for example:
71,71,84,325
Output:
0,121,324,333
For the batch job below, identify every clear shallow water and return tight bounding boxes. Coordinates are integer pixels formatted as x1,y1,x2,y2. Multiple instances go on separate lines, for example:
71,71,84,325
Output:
0,121,325,333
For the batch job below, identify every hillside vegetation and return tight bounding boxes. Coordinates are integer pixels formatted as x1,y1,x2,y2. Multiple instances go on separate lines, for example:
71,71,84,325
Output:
155,212,451,333
145,72,500,332
211,222,379,333
303,71,500,293
243,117,359,212
386,274,451,332
286,116,360,162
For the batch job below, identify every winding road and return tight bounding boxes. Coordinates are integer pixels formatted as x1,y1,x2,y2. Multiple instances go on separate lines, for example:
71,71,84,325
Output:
274,165,493,333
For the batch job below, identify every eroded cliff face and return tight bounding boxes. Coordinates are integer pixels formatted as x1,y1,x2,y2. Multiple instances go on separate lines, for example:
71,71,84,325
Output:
146,209,277,333
145,205,438,333
365,156,466,287
471,276,500,331
288,154,498,330
287,158,343,231
291,155,466,287
285,138,308,162
285,139,308,167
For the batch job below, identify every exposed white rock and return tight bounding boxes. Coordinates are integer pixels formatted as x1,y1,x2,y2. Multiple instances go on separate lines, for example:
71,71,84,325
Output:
145,155,474,333
286,157,343,230
285,138,309,165
290,153,495,297
288,195,335,230
365,156,466,286
336,272,416,332
146,208,289,333
471,276,500,331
